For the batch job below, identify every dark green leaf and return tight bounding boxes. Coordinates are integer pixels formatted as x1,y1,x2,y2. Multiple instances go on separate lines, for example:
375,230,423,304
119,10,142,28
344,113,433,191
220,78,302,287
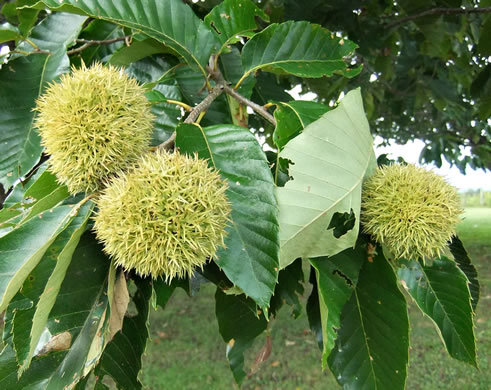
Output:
239,21,360,87
270,258,304,318
28,0,220,74
397,257,477,366
95,278,152,390
125,54,178,85
310,238,365,367
1,3,18,24
152,277,189,309
150,82,182,146
477,19,491,56
0,232,112,389
174,65,232,126
75,20,125,65
252,72,292,106
273,100,329,149
219,47,256,127
449,235,480,311
0,12,87,189
215,288,268,385
0,346,66,390
306,266,323,350
204,0,268,53
109,38,171,67
177,123,280,309
328,248,409,390
220,47,256,99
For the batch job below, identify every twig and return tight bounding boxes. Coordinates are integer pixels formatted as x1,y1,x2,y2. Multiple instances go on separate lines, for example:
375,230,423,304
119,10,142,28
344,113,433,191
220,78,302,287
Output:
222,84,276,126
207,60,276,126
387,6,491,29
12,48,51,56
165,99,192,112
159,84,225,151
67,35,131,56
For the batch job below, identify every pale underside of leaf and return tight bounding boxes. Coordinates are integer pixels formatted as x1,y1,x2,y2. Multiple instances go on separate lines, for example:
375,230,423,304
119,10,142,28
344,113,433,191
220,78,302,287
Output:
276,88,376,269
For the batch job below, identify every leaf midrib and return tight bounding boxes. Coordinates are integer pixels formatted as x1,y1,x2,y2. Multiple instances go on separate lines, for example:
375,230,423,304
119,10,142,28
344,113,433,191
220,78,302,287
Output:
416,264,475,362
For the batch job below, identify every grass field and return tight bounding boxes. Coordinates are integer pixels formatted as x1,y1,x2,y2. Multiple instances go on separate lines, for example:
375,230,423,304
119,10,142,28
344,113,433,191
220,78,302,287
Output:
141,209,491,390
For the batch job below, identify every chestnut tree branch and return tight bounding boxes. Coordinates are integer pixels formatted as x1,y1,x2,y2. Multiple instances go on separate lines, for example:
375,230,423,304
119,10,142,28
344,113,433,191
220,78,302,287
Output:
222,84,276,126
159,57,276,151
387,7,491,29
159,83,225,151
67,35,131,56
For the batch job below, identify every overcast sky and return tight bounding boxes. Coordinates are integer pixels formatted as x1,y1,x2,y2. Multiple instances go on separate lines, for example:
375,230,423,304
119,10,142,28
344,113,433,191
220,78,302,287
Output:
374,138,490,191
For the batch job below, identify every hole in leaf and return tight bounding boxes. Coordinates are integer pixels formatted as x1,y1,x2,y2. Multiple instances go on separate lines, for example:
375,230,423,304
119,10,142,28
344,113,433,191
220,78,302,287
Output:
327,209,356,238
331,269,353,287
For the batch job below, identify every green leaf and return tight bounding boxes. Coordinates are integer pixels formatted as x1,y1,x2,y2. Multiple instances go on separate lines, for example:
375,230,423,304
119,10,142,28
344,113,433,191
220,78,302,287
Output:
1,3,18,24
477,19,491,57
238,21,360,87
125,54,178,85
306,266,323,350
204,0,268,54
397,257,477,366
176,123,280,309
75,20,125,65
273,100,330,149
149,83,183,145
449,236,480,311
1,163,52,210
215,288,268,385
0,170,70,237
276,89,376,269
109,37,174,67
174,65,232,126
0,232,112,389
16,0,41,37
0,13,87,189
269,258,304,318
220,47,256,99
0,204,77,313
27,0,220,75
0,27,21,43
310,238,366,368
252,72,293,106
124,54,182,145
12,201,94,373
95,278,152,390
220,47,256,127
152,277,189,309
328,247,409,390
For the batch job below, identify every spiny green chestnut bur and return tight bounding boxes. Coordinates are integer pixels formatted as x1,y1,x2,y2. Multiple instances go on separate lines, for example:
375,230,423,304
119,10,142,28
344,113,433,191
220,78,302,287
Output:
361,163,462,261
34,63,154,194
93,150,231,280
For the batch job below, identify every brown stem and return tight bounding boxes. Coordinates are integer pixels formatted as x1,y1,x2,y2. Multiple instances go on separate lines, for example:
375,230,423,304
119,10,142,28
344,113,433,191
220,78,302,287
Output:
387,7,491,29
67,35,131,56
159,84,225,151
222,84,276,126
